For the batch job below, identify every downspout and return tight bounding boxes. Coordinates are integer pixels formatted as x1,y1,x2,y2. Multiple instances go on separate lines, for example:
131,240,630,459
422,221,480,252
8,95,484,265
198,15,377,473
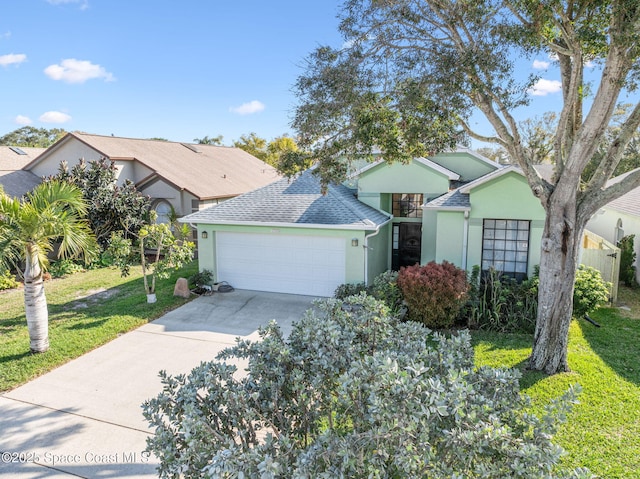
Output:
462,210,470,270
364,217,393,285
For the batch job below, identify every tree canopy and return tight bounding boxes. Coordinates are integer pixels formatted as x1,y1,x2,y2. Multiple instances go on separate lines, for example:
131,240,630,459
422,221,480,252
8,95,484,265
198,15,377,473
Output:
292,0,640,374
46,158,151,249
194,134,224,145
0,126,67,148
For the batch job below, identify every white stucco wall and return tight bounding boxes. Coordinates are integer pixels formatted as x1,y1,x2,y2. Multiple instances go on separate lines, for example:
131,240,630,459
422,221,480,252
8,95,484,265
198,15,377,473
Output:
588,207,640,283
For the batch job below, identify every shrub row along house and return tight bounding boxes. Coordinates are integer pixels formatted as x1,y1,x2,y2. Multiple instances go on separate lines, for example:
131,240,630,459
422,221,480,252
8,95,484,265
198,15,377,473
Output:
181,149,552,297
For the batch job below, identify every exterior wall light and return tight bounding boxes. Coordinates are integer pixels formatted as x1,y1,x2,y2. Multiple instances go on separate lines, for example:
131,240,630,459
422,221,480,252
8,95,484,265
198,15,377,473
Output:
351,238,359,247
201,231,208,239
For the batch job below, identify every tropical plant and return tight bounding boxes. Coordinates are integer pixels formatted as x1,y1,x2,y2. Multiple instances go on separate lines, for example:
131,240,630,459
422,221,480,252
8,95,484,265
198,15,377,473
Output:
0,181,97,352
466,266,539,334
108,212,195,300
143,294,588,478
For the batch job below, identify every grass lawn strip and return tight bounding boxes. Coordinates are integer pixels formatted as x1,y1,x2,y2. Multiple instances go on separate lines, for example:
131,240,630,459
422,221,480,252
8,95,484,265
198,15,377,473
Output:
473,285,640,478
0,262,198,392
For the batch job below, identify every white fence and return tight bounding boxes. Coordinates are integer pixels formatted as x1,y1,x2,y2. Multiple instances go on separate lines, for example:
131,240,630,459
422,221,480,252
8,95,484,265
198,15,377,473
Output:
580,230,621,303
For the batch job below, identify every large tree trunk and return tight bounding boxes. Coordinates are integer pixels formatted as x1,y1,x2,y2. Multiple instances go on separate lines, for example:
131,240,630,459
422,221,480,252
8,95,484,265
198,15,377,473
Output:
530,192,584,374
24,252,50,353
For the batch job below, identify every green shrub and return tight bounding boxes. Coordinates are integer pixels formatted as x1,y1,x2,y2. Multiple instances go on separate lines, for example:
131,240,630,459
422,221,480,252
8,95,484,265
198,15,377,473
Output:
573,265,611,318
619,235,638,287
334,281,367,299
0,269,19,290
397,261,469,328
189,269,213,288
369,269,403,314
466,266,538,334
143,294,588,478
49,259,85,278
335,271,403,315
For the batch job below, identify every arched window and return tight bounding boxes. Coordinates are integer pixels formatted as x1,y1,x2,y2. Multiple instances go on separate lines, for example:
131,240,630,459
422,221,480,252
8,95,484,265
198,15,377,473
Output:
615,218,625,244
153,200,173,225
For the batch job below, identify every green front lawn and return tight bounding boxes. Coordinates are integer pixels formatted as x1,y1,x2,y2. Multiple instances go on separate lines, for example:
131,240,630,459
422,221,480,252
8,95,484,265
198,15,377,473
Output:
473,286,640,478
0,262,198,392
2,268,639,477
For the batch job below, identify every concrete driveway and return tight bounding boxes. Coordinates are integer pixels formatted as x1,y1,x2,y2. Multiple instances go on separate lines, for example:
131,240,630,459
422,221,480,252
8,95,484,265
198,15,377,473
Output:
0,290,318,478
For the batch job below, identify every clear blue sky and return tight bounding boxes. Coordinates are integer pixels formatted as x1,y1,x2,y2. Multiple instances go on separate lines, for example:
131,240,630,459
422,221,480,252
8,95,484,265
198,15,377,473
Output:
0,0,344,144
1,0,619,147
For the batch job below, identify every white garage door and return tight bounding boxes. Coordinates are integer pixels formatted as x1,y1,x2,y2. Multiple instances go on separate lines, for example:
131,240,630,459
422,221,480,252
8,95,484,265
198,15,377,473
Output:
216,232,346,297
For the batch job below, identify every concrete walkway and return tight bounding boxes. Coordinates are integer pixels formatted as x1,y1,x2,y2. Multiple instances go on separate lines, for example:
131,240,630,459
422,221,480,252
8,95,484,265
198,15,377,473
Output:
0,290,318,478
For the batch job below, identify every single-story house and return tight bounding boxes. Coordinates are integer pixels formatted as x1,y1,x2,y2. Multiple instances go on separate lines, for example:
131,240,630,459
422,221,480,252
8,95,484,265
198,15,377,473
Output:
23,132,281,225
181,149,547,296
587,167,640,284
0,146,46,197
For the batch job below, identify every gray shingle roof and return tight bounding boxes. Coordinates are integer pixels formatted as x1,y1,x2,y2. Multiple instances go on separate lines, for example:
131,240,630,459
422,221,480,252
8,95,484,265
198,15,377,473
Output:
424,188,470,209
0,170,41,198
181,169,391,229
0,146,46,197
606,168,640,218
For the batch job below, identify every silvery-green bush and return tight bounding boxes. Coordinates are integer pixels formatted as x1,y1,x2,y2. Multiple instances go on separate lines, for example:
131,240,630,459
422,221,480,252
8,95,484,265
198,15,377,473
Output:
143,294,591,479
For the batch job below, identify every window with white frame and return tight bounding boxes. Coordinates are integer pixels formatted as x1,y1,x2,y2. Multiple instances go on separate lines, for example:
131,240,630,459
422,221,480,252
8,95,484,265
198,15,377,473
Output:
481,219,530,281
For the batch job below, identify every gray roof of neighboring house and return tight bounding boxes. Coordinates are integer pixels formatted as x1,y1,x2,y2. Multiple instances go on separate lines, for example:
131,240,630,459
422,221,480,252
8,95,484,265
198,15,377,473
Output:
26,132,281,200
181,169,392,229
605,168,640,218
0,146,46,197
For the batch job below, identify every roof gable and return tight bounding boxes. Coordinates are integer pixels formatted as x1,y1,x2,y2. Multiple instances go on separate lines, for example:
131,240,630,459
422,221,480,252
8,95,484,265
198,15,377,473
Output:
26,132,281,200
181,169,391,230
430,148,500,181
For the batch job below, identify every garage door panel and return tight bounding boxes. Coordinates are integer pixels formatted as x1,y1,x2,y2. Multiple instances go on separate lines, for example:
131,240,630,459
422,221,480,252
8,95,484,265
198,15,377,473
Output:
216,232,346,297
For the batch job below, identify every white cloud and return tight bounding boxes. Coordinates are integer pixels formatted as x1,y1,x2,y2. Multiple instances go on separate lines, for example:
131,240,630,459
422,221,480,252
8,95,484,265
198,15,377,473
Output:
46,0,89,10
229,100,265,115
15,115,32,125
532,59,549,69
528,78,562,96
1,31,11,40
44,58,114,84
39,111,72,123
0,53,27,66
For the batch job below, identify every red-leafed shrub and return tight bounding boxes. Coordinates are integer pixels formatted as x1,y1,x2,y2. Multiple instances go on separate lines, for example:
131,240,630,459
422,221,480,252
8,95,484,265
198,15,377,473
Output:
397,261,469,328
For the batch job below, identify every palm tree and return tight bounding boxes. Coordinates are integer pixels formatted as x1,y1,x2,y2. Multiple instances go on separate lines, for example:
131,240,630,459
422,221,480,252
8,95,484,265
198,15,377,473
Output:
0,181,96,352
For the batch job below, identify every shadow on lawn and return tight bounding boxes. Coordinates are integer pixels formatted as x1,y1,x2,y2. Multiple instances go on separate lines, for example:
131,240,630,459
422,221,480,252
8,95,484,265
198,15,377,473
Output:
470,330,549,389
579,307,640,387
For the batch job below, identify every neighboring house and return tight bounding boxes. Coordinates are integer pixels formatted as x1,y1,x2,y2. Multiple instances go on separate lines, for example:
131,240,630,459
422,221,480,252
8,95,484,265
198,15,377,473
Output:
181,149,548,296
0,146,46,197
587,168,640,284
23,132,281,225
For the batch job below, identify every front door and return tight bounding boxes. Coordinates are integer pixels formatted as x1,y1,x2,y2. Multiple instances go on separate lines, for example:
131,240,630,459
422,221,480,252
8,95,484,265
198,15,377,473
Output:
392,223,422,270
